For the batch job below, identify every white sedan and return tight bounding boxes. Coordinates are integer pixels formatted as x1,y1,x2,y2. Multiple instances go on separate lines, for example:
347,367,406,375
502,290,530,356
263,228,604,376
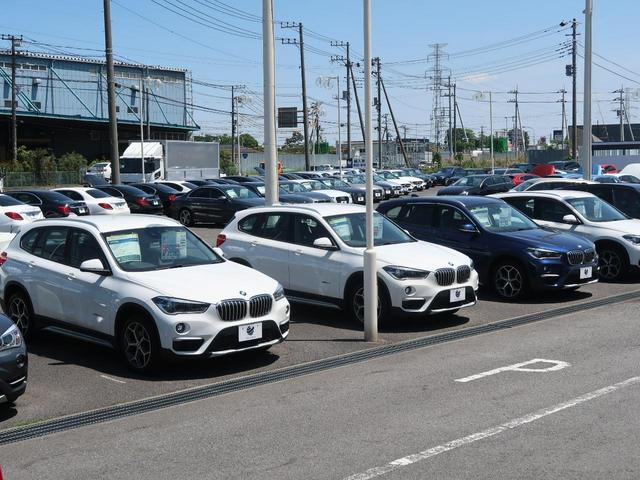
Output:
289,179,353,203
218,204,478,323
53,187,130,215
0,194,43,232
0,215,290,372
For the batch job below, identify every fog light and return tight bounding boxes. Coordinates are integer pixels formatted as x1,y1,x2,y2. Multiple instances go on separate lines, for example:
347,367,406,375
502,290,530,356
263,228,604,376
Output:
405,286,415,295
175,322,188,334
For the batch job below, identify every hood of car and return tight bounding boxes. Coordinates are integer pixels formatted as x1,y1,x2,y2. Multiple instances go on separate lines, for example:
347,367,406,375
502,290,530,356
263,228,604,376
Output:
232,197,266,207
375,240,472,271
438,186,478,195
124,261,279,303
493,228,594,252
316,189,352,199
593,219,640,236
280,193,313,203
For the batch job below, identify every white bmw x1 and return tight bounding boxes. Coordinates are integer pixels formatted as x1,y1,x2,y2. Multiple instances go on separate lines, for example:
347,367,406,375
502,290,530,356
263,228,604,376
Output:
0,216,290,372
218,204,479,323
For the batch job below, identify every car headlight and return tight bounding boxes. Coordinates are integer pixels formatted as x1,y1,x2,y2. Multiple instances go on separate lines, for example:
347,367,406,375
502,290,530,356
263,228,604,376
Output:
383,265,430,280
469,260,475,270
623,235,640,245
461,191,469,195
273,284,285,301
526,247,563,259
152,296,210,315
0,324,23,351
385,189,391,194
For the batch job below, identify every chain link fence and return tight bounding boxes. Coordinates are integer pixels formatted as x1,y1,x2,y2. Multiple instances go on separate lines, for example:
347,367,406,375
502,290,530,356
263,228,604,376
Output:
2,170,84,189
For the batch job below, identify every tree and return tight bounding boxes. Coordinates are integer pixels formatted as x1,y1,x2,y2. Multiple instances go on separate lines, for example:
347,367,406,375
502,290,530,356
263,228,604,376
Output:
58,152,87,171
219,149,237,175
444,128,477,153
239,133,259,149
281,131,305,152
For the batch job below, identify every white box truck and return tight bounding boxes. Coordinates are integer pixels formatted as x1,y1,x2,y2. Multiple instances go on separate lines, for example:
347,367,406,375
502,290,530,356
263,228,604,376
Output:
119,140,220,183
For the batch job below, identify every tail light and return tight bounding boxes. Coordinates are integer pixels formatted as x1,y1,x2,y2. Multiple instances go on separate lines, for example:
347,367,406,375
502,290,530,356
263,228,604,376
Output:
216,234,226,247
0,252,7,266
98,203,113,210
4,212,23,221
57,205,71,216
135,197,150,206
168,194,177,202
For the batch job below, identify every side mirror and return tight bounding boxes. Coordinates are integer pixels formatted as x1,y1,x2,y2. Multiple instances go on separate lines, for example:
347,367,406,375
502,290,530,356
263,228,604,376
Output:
562,214,579,224
213,247,225,257
313,237,337,250
459,223,479,234
80,258,111,276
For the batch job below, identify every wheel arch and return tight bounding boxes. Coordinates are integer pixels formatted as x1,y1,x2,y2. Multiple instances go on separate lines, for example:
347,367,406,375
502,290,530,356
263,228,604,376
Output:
342,271,391,307
114,302,158,347
594,239,629,262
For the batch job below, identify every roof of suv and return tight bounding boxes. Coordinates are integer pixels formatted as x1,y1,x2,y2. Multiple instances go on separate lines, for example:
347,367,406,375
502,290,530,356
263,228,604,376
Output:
494,190,596,200
235,203,365,218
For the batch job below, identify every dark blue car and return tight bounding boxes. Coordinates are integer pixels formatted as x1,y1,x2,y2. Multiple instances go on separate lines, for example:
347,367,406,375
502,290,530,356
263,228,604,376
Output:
378,196,599,300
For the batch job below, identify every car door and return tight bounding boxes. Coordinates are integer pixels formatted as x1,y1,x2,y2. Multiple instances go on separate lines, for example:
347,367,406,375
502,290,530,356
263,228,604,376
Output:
510,197,581,234
388,203,437,240
432,204,486,260
28,226,73,322
288,214,342,299
205,187,231,222
63,228,119,335
185,188,212,222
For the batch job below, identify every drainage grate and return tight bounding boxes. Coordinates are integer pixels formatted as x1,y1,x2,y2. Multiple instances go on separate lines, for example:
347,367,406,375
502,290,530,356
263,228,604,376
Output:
2,289,639,445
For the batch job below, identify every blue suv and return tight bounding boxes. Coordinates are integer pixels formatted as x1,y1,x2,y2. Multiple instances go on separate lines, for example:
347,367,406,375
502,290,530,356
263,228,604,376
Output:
378,196,599,300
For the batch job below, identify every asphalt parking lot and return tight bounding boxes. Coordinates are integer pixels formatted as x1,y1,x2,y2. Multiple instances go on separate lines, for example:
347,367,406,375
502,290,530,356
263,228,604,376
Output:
2,187,640,430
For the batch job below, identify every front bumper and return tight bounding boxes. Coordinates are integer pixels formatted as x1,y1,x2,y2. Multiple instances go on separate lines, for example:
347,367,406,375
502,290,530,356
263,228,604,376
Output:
0,346,28,403
155,298,291,358
527,258,600,290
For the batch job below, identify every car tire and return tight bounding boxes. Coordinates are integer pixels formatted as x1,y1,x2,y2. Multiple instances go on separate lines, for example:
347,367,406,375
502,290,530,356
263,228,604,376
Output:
7,290,37,340
492,260,528,300
178,208,193,226
119,316,162,373
597,244,628,281
346,280,390,326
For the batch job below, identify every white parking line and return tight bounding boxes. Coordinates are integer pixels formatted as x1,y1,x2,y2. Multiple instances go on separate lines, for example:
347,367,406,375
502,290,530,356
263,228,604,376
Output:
455,358,571,383
343,375,640,480
99,375,127,384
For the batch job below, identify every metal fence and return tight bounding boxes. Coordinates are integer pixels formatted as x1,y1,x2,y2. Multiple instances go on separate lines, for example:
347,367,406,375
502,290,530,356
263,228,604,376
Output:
3,171,83,189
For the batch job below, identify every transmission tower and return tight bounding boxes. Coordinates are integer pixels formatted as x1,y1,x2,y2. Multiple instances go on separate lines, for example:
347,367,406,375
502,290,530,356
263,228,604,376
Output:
427,44,449,153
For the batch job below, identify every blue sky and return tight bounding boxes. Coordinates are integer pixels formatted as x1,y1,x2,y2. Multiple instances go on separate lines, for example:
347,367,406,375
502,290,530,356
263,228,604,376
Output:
2,0,640,145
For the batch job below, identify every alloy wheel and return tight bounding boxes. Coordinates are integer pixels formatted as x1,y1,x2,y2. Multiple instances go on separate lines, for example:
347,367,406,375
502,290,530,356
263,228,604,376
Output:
599,250,622,280
179,209,192,226
8,296,30,335
352,286,381,324
495,264,523,299
123,322,152,370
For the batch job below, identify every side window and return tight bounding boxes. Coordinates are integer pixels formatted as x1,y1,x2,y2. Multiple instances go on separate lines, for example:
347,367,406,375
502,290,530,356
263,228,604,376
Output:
34,227,69,264
436,206,472,231
59,190,83,201
537,199,573,223
587,186,613,203
101,187,122,198
259,213,292,242
12,193,38,205
403,204,435,225
189,188,210,199
293,214,333,248
68,229,108,269
238,214,262,234
20,228,41,253
502,197,535,218
383,205,402,220
612,188,640,218
136,185,153,194
209,188,226,200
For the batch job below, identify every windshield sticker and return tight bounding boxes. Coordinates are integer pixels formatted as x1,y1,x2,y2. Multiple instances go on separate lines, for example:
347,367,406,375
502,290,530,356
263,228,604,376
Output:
498,207,512,227
374,214,384,239
160,230,187,260
107,233,141,263
329,217,351,239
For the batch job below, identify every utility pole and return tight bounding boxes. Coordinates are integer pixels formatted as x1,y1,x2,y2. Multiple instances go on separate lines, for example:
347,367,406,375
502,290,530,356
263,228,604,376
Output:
103,0,120,184
263,0,278,205
374,57,382,168
447,75,453,158
281,22,310,170
508,88,521,158
614,87,626,155
348,62,366,142
331,41,351,160
231,85,236,168
1,34,22,164
380,76,409,166
453,82,458,157
583,0,593,180
559,89,567,148
570,19,578,159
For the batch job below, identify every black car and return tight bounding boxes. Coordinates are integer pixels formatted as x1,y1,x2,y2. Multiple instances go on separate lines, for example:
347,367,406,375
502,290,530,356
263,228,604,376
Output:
431,167,467,185
185,179,214,187
7,190,90,217
279,180,332,202
510,162,535,173
223,176,261,184
153,181,199,192
318,177,384,204
243,182,315,203
96,185,163,214
341,173,400,199
280,173,304,180
560,183,640,219
401,168,435,188
169,184,265,226
378,196,599,299
0,314,27,405
131,182,184,214
437,175,512,196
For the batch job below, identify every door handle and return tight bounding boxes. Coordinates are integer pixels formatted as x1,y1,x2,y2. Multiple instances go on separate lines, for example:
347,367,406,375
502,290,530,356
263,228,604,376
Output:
250,241,259,247
67,273,76,280
28,261,35,268
294,249,303,256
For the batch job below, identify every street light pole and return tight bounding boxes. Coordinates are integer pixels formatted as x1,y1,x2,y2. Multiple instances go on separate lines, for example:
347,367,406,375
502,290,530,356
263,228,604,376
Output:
363,0,377,342
263,0,278,205
582,0,593,180
489,91,494,172
337,76,342,176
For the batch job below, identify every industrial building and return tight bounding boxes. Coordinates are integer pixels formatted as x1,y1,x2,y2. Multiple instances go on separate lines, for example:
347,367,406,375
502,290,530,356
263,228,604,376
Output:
0,50,198,161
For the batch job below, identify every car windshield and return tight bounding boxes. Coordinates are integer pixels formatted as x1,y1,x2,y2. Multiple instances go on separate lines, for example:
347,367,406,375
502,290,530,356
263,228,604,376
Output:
348,175,365,184
280,182,308,193
454,176,485,187
302,180,326,191
103,226,222,272
513,178,541,191
372,174,387,182
379,171,400,179
566,197,627,222
0,194,25,206
86,189,111,199
468,203,538,232
219,186,259,199
325,212,414,247
323,179,350,188
436,168,454,175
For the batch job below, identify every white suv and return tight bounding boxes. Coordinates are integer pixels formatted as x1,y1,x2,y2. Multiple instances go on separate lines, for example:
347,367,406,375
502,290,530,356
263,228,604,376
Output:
496,190,640,281
0,216,289,372
218,204,478,323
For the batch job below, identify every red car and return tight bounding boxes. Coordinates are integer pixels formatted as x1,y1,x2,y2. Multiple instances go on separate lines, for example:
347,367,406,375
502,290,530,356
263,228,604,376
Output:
600,163,618,174
509,173,539,186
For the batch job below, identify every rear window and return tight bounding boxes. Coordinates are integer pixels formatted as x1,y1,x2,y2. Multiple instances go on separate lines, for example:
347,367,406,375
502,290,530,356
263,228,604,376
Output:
40,191,76,203
87,189,111,199
0,195,24,207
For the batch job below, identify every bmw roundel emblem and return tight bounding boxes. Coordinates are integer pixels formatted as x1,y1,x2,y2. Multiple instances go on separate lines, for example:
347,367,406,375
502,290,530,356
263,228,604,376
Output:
239,291,247,296
455,290,461,298
246,326,255,336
